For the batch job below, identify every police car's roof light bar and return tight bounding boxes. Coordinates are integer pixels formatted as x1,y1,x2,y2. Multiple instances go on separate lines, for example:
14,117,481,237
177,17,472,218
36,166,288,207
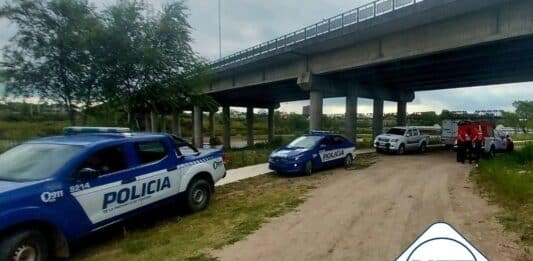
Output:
64,127,131,135
309,130,333,135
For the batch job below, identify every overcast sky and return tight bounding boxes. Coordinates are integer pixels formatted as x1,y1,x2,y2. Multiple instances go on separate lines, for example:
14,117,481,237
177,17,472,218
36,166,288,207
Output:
0,0,532,114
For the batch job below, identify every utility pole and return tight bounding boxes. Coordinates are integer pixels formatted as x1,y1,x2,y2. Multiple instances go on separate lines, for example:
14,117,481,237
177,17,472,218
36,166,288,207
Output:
218,0,222,59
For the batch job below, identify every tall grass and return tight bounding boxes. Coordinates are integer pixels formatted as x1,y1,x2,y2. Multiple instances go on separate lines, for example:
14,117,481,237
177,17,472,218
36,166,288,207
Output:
472,144,533,242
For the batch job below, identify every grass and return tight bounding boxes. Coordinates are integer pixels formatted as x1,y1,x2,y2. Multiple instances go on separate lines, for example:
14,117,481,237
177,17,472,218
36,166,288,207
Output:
71,153,377,260
471,144,533,244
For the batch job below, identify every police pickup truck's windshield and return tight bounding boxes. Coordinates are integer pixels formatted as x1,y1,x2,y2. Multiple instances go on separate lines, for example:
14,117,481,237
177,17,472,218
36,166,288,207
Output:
387,128,406,136
287,136,322,149
0,144,82,182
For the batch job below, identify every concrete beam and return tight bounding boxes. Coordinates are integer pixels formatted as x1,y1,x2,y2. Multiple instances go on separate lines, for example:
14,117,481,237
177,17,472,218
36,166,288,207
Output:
373,99,384,139
246,107,254,147
222,106,231,149
345,94,358,144
193,106,203,148
397,101,407,126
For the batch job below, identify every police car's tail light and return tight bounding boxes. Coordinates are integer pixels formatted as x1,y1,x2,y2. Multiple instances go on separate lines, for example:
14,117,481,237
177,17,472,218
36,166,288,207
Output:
222,153,228,164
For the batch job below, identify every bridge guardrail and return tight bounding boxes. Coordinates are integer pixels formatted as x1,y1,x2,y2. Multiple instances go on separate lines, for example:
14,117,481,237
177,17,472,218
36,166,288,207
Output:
211,0,424,70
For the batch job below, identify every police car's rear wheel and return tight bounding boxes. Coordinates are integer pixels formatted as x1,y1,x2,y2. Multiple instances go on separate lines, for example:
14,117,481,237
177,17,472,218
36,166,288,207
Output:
186,179,211,212
0,230,48,261
304,161,313,176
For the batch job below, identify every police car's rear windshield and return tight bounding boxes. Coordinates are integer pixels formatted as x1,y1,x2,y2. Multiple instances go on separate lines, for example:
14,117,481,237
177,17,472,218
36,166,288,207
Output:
387,128,406,135
287,136,322,149
0,143,82,182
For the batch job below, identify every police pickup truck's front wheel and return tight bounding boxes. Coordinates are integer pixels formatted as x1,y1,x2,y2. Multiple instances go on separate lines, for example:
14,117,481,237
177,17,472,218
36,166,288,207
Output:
0,229,48,261
186,179,211,212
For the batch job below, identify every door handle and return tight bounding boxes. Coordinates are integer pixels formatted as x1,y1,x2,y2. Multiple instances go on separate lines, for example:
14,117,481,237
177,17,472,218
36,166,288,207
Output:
167,166,177,172
121,178,136,184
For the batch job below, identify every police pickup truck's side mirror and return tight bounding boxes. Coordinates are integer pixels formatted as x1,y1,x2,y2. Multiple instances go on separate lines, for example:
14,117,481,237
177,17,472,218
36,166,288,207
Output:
77,168,99,180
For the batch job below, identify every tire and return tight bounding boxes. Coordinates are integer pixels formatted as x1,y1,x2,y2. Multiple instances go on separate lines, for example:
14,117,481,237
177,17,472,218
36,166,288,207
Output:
344,154,353,167
397,144,406,155
0,229,48,261
419,142,427,154
489,146,496,159
186,179,211,212
304,161,313,176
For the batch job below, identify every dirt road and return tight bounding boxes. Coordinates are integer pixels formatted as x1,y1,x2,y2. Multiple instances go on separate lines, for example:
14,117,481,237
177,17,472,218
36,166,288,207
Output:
213,151,530,260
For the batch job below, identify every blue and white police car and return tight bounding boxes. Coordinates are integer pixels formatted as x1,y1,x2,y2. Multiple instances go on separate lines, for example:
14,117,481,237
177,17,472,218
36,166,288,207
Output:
0,127,226,261
268,131,355,175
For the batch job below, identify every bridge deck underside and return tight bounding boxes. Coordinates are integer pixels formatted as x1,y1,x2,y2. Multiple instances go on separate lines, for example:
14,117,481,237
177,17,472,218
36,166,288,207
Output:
210,36,533,108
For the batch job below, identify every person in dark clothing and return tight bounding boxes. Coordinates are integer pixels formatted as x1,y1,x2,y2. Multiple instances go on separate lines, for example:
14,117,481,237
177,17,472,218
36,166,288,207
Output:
465,133,473,164
456,134,466,164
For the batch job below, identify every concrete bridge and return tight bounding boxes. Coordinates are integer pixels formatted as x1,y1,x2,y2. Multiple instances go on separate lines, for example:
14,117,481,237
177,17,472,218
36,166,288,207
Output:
193,0,533,148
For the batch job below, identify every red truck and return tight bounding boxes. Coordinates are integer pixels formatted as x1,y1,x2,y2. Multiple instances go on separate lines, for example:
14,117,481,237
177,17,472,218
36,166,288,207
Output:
455,120,513,158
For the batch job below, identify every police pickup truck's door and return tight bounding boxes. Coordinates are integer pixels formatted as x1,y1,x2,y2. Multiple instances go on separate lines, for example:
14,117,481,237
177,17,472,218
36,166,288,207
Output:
71,140,181,225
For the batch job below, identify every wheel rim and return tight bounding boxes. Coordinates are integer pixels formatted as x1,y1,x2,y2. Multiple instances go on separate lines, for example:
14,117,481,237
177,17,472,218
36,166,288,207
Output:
12,244,37,261
399,146,405,154
192,187,206,205
421,144,426,152
306,162,312,175
345,156,353,166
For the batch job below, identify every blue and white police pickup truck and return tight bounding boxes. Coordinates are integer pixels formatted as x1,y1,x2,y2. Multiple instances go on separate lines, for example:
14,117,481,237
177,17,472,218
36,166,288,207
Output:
0,127,226,261
269,131,355,175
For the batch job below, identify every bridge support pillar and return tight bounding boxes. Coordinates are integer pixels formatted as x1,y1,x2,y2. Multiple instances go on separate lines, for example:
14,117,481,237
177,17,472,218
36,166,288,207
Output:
268,107,275,143
373,99,384,139
209,111,216,140
246,107,254,147
310,90,323,130
397,101,407,126
193,106,203,148
222,106,231,149
345,93,358,144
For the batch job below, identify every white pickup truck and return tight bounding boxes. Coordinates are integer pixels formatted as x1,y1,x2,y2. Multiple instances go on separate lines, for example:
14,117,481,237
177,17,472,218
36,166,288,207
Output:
374,127,430,154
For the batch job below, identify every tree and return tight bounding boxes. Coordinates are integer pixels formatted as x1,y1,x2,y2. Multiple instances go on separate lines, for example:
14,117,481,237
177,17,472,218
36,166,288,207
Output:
100,0,210,130
1,0,103,125
513,100,533,134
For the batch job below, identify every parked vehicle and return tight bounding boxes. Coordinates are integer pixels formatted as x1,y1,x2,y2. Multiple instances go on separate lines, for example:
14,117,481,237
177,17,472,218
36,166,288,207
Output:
455,121,514,158
441,120,462,148
374,127,429,154
0,127,226,261
268,131,355,175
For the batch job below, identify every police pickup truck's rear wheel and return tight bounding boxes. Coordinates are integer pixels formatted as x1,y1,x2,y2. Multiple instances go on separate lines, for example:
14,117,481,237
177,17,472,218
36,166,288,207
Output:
344,154,353,167
0,229,48,261
186,179,211,212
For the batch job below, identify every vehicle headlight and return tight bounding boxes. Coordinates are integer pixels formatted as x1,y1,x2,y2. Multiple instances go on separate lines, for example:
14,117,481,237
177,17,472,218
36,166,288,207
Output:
391,139,399,142
290,154,304,161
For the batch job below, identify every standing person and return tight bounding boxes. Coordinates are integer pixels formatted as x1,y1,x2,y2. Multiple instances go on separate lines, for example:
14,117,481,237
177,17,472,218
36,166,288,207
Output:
456,133,466,163
472,129,483,163
465,132,473,164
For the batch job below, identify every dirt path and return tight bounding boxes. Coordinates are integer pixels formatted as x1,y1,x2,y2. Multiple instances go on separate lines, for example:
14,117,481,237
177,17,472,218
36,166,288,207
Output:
213,151,530,260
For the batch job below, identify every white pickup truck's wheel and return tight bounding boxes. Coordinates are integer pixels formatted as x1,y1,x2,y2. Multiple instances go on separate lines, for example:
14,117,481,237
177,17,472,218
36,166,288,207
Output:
419,142,427,153
397,144,406,155
0,230,48,261
186,179,211,212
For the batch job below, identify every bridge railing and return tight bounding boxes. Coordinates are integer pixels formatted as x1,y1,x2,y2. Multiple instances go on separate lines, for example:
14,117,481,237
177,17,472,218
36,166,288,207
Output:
211,0,424,70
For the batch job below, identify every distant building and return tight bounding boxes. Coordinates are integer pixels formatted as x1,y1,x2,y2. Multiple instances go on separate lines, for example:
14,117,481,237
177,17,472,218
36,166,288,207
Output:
474,110,504,117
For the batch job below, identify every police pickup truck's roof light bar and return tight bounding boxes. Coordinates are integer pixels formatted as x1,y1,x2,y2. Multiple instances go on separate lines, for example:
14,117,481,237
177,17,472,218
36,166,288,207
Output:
309,130,333,135
64,127,131,135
